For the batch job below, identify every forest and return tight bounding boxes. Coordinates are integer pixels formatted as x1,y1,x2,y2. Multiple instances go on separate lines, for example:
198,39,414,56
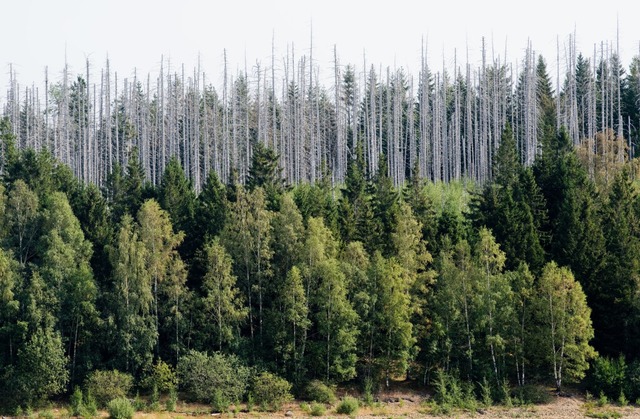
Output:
0,35,640,414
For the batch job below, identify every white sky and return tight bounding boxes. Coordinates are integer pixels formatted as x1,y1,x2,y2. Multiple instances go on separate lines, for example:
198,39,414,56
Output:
1,0,639,98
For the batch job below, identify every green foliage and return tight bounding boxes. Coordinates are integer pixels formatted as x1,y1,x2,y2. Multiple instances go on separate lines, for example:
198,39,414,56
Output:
335,396,359,415
84,370,133,408
514,385,553,405
158,156,195,236
247,142,284,210
106,397,134,419
618,391,628,407
9,327,69,406
588,356,628,400
140,359,177,394
598,391,609,407
166,388,178,412
251,371,293,411
479,377,493,407
177,350,250,404
310,402,326,416
70,386,83,416
532,262,597,390
83,391,98,417
200,239,247,351
303,380,336,404
210,388,231,413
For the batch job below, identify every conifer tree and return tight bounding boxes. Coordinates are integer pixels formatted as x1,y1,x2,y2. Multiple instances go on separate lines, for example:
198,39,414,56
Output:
595,167,640,355
247,142,284,210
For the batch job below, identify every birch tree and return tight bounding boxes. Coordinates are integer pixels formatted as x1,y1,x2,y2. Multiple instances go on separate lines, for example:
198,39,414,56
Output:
532,262,596,390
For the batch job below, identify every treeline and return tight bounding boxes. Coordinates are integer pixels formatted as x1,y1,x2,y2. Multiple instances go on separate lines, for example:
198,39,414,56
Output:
2,38,640,191
1,106,640,410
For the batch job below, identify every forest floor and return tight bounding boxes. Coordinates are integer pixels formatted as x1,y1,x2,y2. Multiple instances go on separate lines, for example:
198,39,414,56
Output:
23,383,640,418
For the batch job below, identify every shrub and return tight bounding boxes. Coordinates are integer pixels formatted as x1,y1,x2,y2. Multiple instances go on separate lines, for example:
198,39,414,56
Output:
140,360,177,394
589,356,627,400
479,377,493,407
83,391,98,417
310,402,326,416
84,369,133,408
166,388,178,412
70,386,83,416
211,388,231,413
303,380,336,404
336,396,359,415
251,371,293,411
177,350,250,404
107,397,134,419
132,392,146,412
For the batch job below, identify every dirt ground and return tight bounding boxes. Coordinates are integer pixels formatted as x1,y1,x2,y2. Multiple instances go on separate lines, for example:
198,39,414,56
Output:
33,387,640,418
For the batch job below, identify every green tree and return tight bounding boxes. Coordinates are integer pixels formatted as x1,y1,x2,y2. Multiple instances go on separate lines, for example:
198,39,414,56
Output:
338,143,373,245
532,262,596,390
9,326,69,406
38,192,98,384
595,168,640,356
429,240,476,378
195,170,227,242
158,157,196,254
403,167,438,248
270,193,305,280
108,215,155,374
0,248,20,370
137,199,186,359
370,156,399,255
304,217,358,382
509,263,535,386
492,123,519,188
474,228,512,384
73,183,113,289
220,186,273,353
368,253,415,387
247,142,284,210
5,180,40,266
201,239,247,351
270,265,310,383
536,55,557,150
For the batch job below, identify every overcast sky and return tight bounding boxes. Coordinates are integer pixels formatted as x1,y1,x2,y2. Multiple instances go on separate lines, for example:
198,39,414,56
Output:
1,0,639,98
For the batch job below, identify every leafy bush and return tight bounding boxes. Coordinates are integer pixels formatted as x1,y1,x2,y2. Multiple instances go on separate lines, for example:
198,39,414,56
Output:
310,402,326,416
251,371,293,411
140,360,177,394
84,369,133,408
336,396,359,415
303,380,336,404
588,356,627,400
107,397,134,419
177,350,250,404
